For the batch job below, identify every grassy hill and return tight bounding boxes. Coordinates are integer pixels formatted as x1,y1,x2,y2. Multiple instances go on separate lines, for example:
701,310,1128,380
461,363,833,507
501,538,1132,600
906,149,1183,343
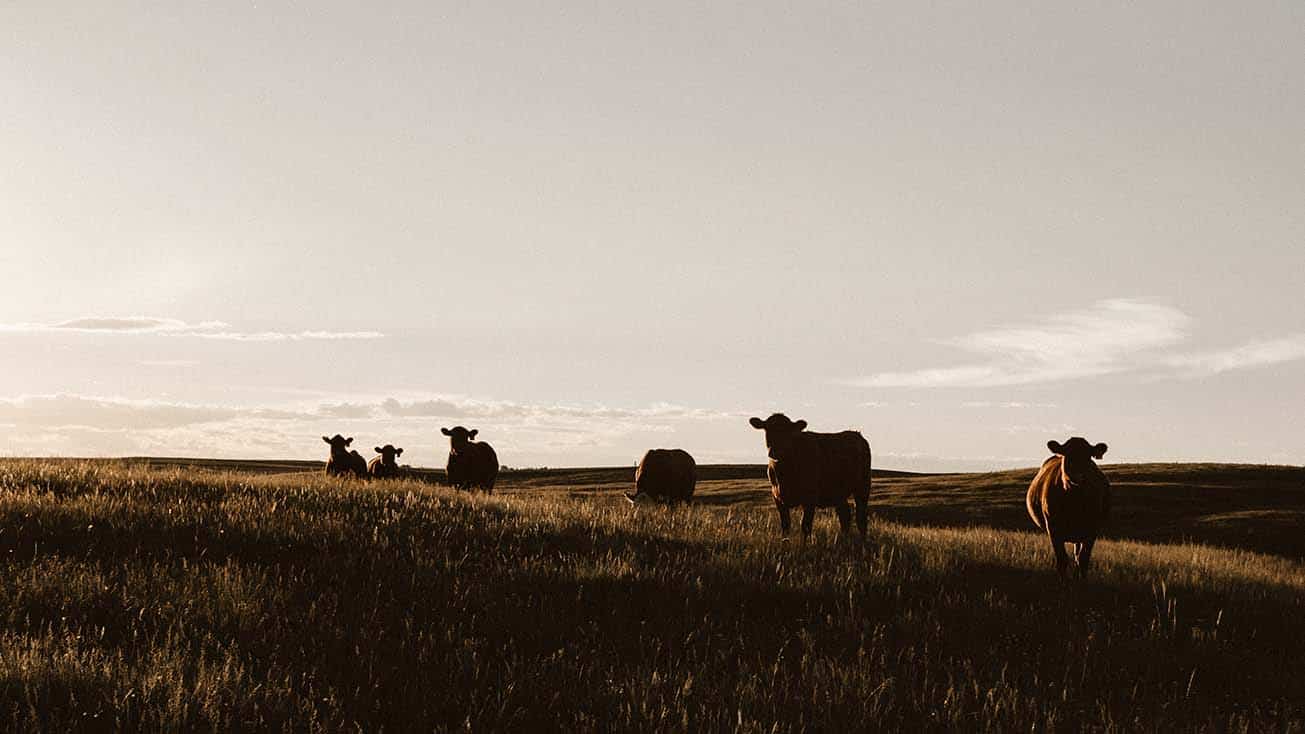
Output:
1,458,1303,730
120,458,1305,558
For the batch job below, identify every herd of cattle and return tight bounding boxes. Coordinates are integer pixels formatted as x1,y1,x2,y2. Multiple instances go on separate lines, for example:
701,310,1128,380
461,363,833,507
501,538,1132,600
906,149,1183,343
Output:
322,414,1112,577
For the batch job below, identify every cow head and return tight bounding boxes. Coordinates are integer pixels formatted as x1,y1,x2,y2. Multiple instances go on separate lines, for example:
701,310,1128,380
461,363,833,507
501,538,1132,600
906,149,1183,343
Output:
322,434,354,455
441,426,479,451
1048,437,1108,485
749,413,808,462
374,444,404,463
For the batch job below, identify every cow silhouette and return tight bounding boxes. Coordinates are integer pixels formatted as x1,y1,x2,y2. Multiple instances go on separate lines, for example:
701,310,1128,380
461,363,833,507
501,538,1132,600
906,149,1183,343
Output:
368,444,404,479
441,426,498,492
322,435,367,478
1027,437,1111,578
749,414,872,540
626,448,696,504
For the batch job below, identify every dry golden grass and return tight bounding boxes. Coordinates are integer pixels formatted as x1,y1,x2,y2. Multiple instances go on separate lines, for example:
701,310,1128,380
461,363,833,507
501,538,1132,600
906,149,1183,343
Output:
1,459,1303,731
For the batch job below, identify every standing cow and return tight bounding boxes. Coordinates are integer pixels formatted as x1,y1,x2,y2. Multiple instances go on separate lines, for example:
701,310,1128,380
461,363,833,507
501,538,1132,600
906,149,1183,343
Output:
322,434,368,478
441,426,498,492
368,444,404,479
1026,437,1111,578
749,414,872,540
626,448,697,504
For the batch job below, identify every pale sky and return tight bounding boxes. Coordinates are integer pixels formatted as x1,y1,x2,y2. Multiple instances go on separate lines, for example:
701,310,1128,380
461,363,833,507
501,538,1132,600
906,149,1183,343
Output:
2,2,1302,470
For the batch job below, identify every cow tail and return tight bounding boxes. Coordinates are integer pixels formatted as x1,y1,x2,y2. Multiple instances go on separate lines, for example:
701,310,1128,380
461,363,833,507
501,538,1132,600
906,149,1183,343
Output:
865,439,873,495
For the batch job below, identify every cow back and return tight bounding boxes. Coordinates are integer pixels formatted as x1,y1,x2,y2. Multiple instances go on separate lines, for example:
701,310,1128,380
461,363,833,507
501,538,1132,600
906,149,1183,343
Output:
814,431,871,503
769,431,871,508
348,451,368,477
636,449,696,500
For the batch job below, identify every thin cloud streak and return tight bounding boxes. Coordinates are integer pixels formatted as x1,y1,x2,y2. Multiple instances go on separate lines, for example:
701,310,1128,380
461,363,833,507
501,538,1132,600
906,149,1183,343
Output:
52,317,229,332
1166,334,1305,377
852,300,1305,389
0,393,740,431
0,393,741,463
0,394,304,430
851,299,1189,388
0,316,383,341
961,401,1059,409
198,330,386,342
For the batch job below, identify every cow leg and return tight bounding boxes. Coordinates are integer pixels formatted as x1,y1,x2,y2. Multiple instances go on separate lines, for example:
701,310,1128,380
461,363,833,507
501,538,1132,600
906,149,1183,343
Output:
1049,534,1071,578
853,494,869,537
800,505,815,541
1075,539,1097,578
834,502,852,537
775,500,791,538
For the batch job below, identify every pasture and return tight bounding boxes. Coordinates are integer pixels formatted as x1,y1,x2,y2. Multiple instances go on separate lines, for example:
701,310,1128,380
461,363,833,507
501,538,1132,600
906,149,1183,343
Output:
1,458,1303,731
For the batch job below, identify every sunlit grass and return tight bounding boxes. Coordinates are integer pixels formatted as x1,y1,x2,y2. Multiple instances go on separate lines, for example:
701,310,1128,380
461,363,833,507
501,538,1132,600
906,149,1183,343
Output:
1,459,1303,731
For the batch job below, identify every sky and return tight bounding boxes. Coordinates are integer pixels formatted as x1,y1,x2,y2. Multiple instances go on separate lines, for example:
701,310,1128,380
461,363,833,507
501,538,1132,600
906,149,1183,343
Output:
2,1,1302,471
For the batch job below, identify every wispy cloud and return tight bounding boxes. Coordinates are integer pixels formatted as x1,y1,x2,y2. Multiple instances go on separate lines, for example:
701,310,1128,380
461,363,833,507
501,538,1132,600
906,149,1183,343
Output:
48,317,228,332
0,393,739,464
961,401,1059,409
0,394,304,430
850,299,1305,388
1165,334,1305,377
200,330,386,342
851,299,1189,388
0,316,384,341
375,397,735,422
0,394,737,430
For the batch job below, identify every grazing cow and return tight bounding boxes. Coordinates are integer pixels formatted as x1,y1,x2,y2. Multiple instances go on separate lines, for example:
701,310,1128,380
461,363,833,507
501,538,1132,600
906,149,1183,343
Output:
749,414,872,539
368,444,404,479
1026,437,1111,578
441,426,498,492
626,448,697,504
322,434,368,478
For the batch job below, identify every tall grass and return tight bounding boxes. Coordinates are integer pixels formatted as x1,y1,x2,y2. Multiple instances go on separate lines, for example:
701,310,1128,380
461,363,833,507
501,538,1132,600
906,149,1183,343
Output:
1,459,1302,731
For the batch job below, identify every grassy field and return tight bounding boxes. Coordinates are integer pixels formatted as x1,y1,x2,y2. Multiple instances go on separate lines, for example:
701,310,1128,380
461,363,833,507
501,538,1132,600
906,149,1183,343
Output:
1,458,1303,731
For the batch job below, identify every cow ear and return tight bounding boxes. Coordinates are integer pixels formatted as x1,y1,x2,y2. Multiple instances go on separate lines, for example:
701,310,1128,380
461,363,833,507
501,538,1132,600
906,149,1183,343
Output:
374,446,383,454
345,437,354,445
396,448,403,456
794,420,807,431
441,427,451,435
1047,440,1064,455
322,436,331,444
749,417,765,429
469,429,479,439
1092,442,1108,459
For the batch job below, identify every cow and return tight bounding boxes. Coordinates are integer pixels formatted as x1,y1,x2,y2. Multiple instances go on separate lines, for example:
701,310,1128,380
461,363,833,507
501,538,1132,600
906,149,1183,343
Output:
368,444,404,479
441,426,498,492
749,414,872,540
1026,437,1111,578
626,448,696,504
322,434,367,478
